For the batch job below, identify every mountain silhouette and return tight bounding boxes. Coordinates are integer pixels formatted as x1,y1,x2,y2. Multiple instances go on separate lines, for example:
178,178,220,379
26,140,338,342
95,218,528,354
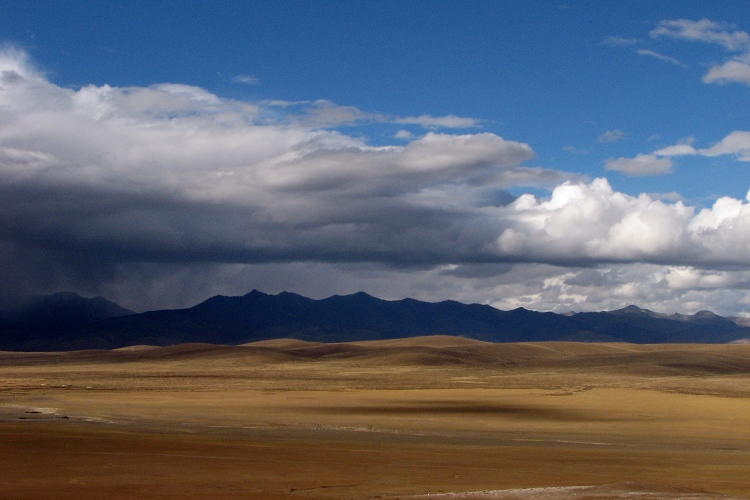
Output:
0,292,135,350
1,290,748,351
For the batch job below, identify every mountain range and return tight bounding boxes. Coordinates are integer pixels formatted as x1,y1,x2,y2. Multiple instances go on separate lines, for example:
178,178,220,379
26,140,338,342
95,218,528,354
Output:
0,290,750,351
2,290,750,351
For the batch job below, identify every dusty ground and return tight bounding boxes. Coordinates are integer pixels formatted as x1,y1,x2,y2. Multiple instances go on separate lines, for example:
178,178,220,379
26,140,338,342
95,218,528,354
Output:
1,336,750,499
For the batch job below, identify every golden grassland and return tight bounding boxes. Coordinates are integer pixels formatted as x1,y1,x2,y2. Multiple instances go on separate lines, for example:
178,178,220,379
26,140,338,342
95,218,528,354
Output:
2,336,750,499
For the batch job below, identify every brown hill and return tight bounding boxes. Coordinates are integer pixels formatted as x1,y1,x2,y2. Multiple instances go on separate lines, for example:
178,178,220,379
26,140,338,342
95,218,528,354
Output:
3,336,750,379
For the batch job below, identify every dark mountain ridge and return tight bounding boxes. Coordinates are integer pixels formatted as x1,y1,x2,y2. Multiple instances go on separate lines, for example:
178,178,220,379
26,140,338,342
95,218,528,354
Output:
1,290,749,351
0,292,135,350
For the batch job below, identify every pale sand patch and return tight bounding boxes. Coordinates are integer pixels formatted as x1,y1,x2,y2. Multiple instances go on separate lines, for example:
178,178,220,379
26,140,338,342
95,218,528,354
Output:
405,484,745,499
111,345,159,352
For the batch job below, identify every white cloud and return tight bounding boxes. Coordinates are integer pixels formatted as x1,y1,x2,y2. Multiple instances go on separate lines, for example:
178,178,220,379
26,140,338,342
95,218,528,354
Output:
397,132,531,171
662,267,738,290
651,19,750,51
648,131,750,161
233,75,260,85
255,100,479,130
598,129,625,143
635,49,687,67
702,58,750,85
484,178,750,272
647,192,686,203
6,48,750,314
394,129,414,139
602,36,639,47
614,131,750,178
297,99,374,127
154,83,222,104
603,127,750,176
651,18,750,86
0,48,546,284
562,145,588,155
394,114,478,129
698,131,750,161
604,154,673,176
85,260,750,316
494,179,693,262
652,144,697,156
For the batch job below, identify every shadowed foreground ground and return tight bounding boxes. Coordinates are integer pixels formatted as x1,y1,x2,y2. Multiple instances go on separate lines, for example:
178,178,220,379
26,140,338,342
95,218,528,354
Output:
2,337,750,499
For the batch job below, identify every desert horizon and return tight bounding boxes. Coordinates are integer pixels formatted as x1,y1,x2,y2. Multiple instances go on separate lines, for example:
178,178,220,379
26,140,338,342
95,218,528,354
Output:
2,336,750,498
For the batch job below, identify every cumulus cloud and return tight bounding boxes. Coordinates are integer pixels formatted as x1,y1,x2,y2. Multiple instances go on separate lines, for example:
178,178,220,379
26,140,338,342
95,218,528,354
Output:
646,192,687,203
493,179,694,263
285,99,372,127
0,47,545,298
700,131,750,160
661,266,741,290
59,258,750,316
613,132,750,179
702,58,750,85
485,263,750,316
604,154,673,176
5,48,750,314
488,178,750,270
652,144,697,157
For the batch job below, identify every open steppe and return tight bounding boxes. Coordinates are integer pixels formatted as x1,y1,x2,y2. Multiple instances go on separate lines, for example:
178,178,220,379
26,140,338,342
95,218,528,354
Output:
2,336,750,499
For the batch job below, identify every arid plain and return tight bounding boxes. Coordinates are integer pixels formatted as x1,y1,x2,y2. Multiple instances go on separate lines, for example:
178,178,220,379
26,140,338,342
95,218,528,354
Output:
2,336,750,499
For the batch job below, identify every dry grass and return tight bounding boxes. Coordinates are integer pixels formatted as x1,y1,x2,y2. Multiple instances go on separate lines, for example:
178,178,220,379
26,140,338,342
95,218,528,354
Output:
1,336,750,499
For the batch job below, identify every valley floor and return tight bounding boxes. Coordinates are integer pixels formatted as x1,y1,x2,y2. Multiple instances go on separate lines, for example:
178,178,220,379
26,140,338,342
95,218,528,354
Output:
1,337,750,499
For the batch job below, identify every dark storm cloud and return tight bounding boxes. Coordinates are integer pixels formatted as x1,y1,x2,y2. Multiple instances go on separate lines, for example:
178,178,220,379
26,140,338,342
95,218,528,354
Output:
5,48,750,314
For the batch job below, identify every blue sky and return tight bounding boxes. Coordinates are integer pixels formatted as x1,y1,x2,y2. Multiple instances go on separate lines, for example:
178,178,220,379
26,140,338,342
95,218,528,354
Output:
3,1,750,315
4,0,749,201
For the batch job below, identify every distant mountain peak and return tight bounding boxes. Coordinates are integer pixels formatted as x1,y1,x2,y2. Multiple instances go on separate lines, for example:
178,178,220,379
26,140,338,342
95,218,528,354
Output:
616,305,649,314
277,291,309,299
693,310,720,318
609,305,669,318
28,292,134,317
2,290,749,351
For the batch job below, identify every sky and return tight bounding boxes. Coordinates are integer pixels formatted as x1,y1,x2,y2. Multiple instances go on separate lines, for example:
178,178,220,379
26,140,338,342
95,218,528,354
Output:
3,1,750,315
